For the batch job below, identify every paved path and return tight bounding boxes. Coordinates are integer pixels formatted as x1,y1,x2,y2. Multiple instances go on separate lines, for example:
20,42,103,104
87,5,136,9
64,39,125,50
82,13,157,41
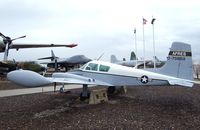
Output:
0,85,83,97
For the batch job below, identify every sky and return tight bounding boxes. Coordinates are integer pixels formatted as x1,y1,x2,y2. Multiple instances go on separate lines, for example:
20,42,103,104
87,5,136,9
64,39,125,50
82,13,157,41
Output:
0,0,200,63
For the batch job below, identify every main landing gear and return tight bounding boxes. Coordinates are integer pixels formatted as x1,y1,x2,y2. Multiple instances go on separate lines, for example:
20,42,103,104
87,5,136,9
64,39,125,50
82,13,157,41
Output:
80,84,90,101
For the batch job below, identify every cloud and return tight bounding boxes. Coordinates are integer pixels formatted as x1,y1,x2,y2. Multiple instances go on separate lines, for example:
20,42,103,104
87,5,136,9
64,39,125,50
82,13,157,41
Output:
0,0,200,62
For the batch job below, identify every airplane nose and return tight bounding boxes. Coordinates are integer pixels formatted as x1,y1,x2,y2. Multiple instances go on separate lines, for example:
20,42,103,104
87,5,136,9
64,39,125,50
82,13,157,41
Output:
7,70,52,87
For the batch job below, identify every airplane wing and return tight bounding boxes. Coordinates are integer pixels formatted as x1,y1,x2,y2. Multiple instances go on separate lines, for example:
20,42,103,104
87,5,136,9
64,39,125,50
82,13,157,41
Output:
51,72,113,86
10,43,77,50
7,70,113,87
51,77,112,86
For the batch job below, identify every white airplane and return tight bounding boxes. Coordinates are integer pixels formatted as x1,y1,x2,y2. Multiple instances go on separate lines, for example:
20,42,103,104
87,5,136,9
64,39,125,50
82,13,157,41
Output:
7,42,195,98
0,32,77,61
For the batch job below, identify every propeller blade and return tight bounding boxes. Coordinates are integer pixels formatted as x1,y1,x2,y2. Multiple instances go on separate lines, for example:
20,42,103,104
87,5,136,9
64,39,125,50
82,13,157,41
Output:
0,32,7,39
11,35,26,41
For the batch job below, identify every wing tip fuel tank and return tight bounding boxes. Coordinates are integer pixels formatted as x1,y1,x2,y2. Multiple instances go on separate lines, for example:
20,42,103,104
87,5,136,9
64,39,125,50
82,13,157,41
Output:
7,70,52,87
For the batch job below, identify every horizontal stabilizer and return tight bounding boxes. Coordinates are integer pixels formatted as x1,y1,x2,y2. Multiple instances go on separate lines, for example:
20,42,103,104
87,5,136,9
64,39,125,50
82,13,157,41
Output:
38,56,59,60
168,79,193,87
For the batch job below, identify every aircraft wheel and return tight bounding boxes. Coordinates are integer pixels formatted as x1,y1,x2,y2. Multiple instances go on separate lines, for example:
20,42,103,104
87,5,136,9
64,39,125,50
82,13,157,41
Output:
107,86,116,94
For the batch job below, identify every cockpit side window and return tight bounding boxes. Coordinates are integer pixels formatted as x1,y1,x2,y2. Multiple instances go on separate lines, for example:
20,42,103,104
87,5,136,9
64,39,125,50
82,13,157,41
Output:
99,65,110,72
85,63,98,71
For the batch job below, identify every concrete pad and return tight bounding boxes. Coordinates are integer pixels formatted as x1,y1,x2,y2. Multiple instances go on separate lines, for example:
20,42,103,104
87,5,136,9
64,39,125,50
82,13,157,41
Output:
0,85,83,97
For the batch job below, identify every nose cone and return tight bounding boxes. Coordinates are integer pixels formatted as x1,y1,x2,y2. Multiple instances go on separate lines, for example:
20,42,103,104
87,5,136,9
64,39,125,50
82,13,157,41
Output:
7,70,52,87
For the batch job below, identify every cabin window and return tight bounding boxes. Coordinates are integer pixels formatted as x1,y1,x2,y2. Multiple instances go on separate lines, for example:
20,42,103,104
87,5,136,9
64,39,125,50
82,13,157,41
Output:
99,65,110,72
85,63,98,71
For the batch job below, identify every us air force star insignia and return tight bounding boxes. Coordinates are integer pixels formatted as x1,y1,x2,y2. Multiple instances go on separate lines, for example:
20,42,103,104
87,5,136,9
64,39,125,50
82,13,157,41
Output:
141,75,148,84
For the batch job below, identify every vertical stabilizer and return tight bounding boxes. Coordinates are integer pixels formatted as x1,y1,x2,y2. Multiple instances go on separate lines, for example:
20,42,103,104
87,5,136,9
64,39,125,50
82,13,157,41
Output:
130,51,136,60
157,42,193,80
111,55,118,63
51,50,56,61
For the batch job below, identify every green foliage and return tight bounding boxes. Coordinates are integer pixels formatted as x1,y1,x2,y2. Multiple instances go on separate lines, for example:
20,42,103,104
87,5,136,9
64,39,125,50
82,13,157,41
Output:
21,62,42,72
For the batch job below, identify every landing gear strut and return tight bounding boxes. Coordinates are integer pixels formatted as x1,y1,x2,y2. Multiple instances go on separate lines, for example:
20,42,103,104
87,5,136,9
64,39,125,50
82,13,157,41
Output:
54,82,57,92
80,84,90,100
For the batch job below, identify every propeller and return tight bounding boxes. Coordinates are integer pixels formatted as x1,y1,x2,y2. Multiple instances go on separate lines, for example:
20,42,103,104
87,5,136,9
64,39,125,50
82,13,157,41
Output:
0,32,26,61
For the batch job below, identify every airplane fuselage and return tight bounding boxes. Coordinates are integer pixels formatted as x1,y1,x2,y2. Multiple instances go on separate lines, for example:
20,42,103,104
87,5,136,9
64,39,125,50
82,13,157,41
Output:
66,60,172,86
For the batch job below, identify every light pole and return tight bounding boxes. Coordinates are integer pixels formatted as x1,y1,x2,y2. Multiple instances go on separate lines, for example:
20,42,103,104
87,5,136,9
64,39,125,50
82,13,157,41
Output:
142,17,147,69
151,17,156,69
134,28,137,67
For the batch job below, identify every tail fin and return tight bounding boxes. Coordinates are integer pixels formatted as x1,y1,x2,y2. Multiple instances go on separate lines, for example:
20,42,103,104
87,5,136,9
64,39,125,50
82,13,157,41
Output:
130,51,136,60
51,50,56,61
158,42,193,80
111,55,118,63
38,50,58,61
154,56,160,62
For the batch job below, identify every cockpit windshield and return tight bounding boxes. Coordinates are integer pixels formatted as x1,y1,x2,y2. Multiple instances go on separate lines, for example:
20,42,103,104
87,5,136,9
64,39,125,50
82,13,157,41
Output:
83,62,110,72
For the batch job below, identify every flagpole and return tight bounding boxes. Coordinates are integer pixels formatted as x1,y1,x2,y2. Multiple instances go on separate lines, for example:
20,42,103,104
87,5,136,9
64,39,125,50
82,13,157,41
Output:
142,18,146,69
134,28,137,67
151,17,156,69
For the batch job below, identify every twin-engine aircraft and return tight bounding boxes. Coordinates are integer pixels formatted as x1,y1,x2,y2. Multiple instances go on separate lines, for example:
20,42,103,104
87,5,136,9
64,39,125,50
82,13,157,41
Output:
0,32,77,61
7,42,195,98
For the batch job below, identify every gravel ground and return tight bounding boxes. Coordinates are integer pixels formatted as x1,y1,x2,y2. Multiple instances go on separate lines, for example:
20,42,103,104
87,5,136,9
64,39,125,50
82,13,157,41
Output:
1,84,200,130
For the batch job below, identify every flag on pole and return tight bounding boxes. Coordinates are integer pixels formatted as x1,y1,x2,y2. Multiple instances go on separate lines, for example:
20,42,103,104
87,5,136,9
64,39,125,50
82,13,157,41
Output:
143,18,147,24
142,17,147,69
134,28,136,34
151,18,156,24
